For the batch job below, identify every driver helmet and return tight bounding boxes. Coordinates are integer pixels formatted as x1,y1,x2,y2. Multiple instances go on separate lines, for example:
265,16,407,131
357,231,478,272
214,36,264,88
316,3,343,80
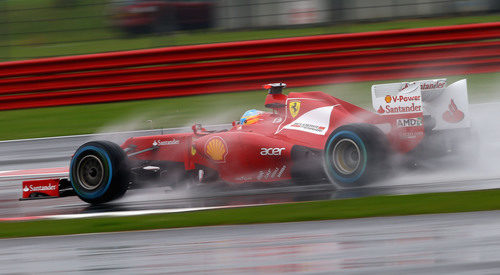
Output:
240,109,264,125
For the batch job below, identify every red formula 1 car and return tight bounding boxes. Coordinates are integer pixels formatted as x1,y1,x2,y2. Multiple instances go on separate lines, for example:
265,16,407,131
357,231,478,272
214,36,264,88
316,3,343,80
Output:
23,80,471,204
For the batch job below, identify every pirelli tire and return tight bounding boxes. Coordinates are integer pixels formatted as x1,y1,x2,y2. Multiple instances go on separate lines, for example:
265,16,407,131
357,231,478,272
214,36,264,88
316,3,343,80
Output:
70,141,130,204
323,124,389,188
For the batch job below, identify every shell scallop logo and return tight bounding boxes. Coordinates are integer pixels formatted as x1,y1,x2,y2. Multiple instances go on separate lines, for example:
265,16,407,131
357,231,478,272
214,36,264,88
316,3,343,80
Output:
205,136,228,162
385,95,392,103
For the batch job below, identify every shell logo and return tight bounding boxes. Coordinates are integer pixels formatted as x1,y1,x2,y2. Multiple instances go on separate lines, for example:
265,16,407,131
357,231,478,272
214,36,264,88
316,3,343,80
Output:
385,95,392,103
205,136,228,162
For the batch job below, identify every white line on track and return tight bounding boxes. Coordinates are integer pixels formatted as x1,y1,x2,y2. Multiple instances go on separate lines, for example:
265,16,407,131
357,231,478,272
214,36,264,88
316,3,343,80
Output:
0,170,16,175
0,168,68,179
0,203,273,222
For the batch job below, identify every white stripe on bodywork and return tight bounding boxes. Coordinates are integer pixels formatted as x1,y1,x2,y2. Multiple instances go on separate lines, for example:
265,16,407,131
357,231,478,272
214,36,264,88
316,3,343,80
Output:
276,105,336,135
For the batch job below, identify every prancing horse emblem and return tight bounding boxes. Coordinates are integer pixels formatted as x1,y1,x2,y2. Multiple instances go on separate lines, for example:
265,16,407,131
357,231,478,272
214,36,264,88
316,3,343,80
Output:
289,101,301,118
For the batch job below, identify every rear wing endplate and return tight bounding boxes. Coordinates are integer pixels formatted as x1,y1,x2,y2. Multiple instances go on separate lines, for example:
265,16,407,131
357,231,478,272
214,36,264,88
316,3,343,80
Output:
372,79,470,130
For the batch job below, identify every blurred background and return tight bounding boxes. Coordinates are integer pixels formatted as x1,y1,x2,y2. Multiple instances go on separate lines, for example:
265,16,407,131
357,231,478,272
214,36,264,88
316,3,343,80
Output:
0,0,498,61
0,0,498,141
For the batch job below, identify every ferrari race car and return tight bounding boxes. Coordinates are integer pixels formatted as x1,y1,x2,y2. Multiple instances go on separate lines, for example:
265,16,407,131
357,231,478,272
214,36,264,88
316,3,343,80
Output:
22,79,471,204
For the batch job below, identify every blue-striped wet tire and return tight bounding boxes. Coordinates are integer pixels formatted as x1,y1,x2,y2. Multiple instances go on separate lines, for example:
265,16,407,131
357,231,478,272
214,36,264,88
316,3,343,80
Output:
323,124,389,188
70,141,130,204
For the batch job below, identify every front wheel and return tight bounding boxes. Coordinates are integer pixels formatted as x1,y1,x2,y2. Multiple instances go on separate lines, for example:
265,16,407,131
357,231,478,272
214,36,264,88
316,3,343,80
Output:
323,124,389,188
70,141,130,204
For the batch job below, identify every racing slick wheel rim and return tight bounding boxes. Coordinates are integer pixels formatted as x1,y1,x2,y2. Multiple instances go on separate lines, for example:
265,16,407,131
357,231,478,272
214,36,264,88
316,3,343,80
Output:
332,138,361,175
76,154,105,191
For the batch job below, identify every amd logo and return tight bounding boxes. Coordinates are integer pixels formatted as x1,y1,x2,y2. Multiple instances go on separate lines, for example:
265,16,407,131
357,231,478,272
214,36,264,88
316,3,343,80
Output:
396,118,423,127
260,147,285,156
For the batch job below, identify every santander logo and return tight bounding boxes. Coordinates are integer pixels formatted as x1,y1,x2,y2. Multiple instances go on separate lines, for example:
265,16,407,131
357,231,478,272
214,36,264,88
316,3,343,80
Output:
22,179,60,199
442,99,464,123
24,184,57,192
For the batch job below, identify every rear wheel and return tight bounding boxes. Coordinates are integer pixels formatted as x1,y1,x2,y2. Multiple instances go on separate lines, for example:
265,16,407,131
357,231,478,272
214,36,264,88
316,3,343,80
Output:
70,141,130,204
323,124,389,188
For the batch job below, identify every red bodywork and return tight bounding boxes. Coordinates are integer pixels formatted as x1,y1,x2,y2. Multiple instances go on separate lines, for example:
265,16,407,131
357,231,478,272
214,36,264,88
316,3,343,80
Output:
121,91,424,184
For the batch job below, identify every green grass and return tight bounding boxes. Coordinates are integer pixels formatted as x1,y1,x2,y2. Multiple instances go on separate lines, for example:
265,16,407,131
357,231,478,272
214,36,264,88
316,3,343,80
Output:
3,189,500,239
0,71,498,141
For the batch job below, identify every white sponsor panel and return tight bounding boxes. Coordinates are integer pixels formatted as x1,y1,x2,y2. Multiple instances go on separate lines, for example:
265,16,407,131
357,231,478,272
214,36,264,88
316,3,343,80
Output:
373,84,423,115
372,79,446,104
279,106,334,135
424,79,470,130
371,78,470,130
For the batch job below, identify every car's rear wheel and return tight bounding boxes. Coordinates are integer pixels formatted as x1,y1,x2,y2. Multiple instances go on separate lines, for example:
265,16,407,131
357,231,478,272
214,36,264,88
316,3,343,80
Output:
70,141,130,204
323,124,389,188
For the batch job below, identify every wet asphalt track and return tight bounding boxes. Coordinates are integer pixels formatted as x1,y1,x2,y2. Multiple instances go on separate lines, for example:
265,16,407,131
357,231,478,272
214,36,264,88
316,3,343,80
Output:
4,211,500,274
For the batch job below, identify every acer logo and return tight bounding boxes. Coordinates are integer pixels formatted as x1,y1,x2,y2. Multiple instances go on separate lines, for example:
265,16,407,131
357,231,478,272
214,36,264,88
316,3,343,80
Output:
260,148,285,156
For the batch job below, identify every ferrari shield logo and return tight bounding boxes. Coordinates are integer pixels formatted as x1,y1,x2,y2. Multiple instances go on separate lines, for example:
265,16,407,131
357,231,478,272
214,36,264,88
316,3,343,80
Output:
289,101,301,118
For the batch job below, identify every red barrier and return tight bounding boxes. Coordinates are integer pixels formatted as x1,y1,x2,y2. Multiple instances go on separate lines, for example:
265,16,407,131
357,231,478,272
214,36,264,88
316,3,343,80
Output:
0,22,499,110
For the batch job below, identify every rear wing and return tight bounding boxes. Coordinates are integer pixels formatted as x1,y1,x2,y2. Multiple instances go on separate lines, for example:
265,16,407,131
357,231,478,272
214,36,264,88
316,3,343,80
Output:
372,79,470,130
